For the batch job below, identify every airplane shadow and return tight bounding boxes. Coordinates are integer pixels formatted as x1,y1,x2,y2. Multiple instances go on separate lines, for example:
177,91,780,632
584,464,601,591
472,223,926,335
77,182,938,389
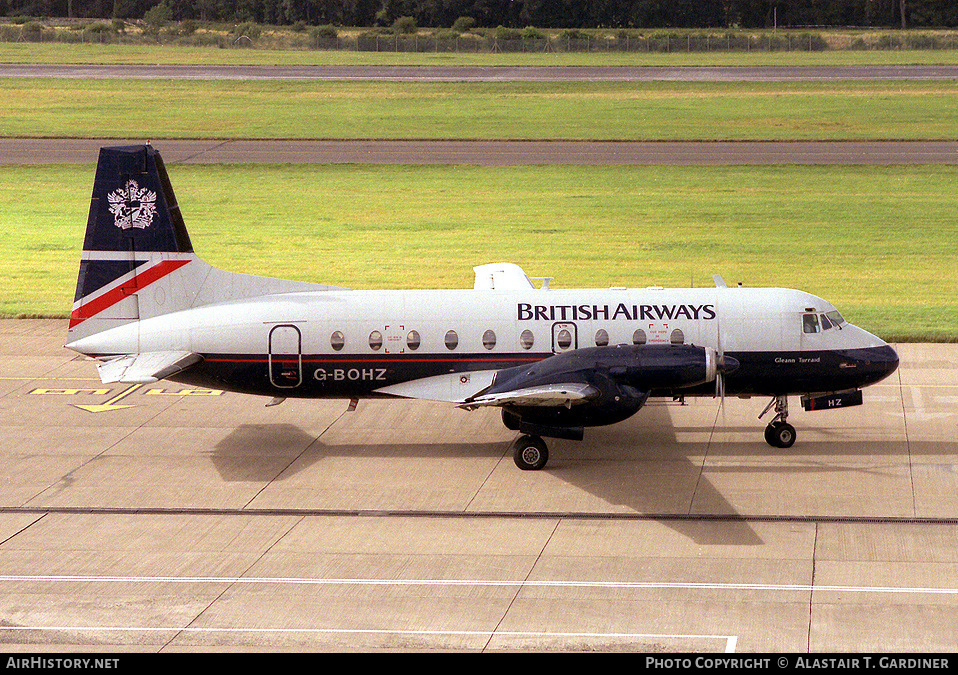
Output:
546,403,767,546
207,401,931,547
207,423,324,483
208,407,769,545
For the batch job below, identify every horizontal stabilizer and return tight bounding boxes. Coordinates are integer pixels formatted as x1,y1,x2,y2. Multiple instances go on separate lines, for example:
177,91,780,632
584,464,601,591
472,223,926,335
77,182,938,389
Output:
95,351,202,384
461,383,598,409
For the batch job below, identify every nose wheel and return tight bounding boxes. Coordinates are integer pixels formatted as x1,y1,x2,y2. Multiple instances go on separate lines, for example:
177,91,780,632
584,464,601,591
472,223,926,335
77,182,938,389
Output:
760,395,797,448
511,434,549,471
764,420,796,448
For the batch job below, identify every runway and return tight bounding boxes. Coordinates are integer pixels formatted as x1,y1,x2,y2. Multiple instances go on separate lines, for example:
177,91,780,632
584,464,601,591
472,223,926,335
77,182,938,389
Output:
5,61,956,167
1,319,956,651
3,63,958,82
4,138,956,166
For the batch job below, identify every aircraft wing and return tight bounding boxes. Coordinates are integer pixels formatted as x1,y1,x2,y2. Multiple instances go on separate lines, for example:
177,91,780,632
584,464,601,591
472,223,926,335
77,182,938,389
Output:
94,351,203,384
374,370,499,403
375,371,596,408
460,383,598,409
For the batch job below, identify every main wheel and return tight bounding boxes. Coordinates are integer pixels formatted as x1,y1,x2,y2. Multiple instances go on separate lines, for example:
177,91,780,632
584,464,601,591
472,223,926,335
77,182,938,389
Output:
511,434,549,471
764,422,796,449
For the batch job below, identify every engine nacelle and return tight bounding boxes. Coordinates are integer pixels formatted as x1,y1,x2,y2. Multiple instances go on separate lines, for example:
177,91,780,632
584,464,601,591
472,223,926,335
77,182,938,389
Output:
609,343,721,390
489,344,736,439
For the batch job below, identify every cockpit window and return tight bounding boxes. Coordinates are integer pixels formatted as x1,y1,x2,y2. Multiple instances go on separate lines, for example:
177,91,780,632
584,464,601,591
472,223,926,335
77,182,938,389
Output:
820,313,833,330
802,313,821,334
825,310,845,327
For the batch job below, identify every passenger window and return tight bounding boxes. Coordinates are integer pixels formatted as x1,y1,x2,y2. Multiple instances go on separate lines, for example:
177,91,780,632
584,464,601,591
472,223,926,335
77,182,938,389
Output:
406,330,421,350
482,329,496,350
595,329,609,347
369,330,383,350
444,330,459,350
670,328,685,345
803,314,821,334
556,329,572,350
632,329,646,345
330,331,345,351
519,329,534,350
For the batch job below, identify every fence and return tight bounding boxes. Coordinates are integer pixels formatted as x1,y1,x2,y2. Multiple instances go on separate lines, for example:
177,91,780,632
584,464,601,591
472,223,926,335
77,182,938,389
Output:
3,24,958,52
272,32,958,52
340,33,838,53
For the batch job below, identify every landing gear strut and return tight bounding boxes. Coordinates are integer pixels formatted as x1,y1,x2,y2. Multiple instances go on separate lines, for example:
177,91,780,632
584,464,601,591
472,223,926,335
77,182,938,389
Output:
511,434,549,471
759,395,796,449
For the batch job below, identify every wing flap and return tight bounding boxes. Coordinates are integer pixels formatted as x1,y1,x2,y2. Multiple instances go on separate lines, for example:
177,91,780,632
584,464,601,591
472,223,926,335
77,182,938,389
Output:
95,351,202,384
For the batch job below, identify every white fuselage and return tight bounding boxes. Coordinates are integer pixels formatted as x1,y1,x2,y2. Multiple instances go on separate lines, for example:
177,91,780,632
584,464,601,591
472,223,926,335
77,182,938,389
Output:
67,284,894,402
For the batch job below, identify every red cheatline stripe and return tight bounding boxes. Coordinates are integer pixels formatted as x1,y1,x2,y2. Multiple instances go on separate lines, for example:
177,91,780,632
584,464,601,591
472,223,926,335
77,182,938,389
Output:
69,259,191,328
204,357,544,364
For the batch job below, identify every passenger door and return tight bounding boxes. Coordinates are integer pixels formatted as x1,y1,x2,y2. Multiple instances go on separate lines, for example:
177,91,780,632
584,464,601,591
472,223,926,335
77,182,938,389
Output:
268,324,302,388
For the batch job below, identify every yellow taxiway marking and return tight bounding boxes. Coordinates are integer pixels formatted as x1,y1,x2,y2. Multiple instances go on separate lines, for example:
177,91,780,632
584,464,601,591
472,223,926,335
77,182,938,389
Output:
71,383,144,413
27,384,225,413
29,388,111,396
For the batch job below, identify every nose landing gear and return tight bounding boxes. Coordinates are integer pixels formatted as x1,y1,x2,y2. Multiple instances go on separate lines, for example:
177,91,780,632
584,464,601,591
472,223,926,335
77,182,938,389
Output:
760,395,796,448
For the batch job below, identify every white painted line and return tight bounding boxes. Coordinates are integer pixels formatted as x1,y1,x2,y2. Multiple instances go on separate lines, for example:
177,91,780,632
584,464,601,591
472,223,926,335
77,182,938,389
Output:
0,625,738,652
0,575,955,595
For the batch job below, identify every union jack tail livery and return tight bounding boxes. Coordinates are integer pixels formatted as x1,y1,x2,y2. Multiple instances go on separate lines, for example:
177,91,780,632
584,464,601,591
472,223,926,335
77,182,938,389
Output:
69,145,196,341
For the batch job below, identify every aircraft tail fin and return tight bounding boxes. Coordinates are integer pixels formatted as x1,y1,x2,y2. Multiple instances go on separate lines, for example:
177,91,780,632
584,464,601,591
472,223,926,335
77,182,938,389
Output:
69,144,200,341
68,144,341,344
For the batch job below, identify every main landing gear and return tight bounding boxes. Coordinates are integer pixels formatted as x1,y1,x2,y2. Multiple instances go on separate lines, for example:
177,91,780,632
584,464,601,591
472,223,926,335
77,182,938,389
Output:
510,434,549,471
759,395,796,448
510,395,800,469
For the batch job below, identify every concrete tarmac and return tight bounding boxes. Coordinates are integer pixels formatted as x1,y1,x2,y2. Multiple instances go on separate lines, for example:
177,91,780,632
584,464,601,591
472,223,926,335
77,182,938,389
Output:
0,319,956,652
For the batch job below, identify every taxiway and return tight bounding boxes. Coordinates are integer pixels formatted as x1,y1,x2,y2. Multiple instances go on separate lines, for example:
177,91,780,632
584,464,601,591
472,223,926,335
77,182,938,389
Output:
2,64,957,82
3,138,956,166
0,320,955,651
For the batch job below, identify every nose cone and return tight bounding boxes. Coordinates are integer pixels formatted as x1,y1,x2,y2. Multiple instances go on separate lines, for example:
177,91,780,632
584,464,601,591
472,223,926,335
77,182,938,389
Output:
857,343,899,386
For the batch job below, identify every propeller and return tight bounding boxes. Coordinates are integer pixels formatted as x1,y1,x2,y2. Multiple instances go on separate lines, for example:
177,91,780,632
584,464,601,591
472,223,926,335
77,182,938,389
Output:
713,318,739,410
712,275,728,408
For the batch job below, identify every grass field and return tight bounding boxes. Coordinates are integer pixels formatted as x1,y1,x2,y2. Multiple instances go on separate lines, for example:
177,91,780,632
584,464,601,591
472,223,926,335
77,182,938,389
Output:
2,43,956,340
2,41,958,67
4,79,958,141
3,163,955,342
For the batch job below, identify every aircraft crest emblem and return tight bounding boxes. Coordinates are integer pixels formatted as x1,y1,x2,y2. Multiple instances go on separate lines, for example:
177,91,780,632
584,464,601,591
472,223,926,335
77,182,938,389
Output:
107,180,157,230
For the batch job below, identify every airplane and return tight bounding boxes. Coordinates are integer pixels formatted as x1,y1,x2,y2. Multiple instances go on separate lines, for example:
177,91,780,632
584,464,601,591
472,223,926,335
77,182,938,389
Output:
65,144,900,471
